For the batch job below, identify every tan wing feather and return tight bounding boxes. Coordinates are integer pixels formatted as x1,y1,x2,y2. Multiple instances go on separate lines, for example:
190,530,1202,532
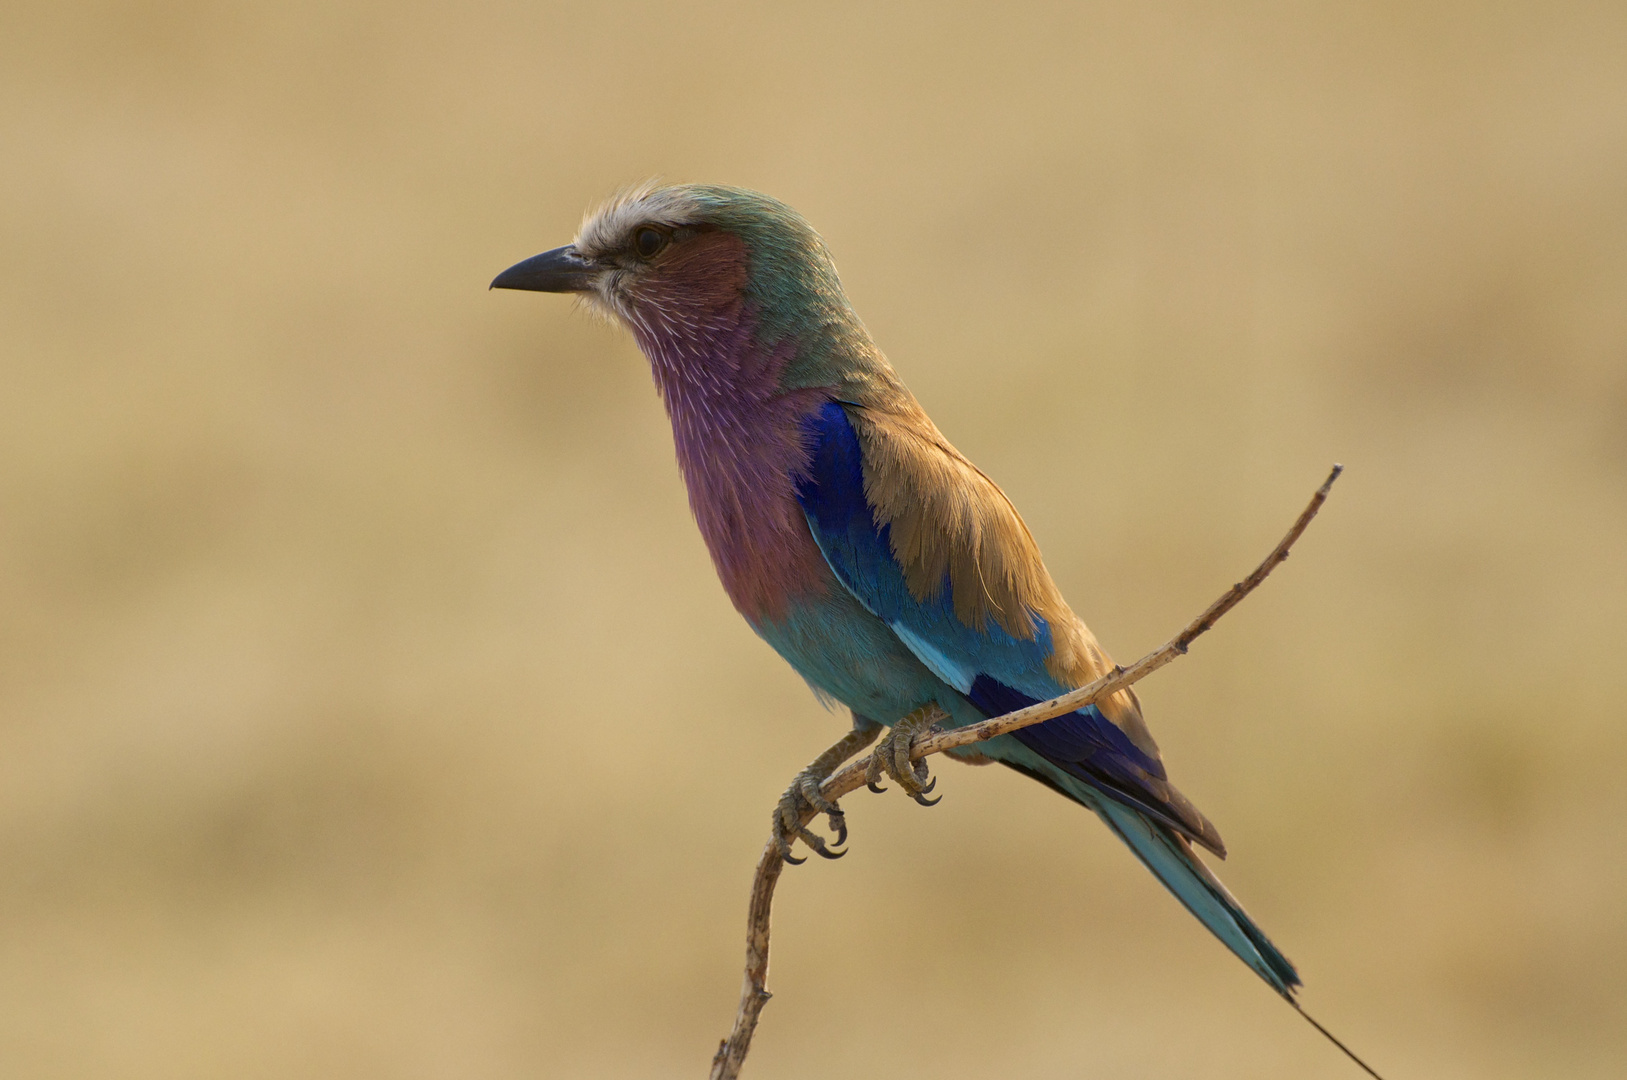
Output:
843,382,1161,762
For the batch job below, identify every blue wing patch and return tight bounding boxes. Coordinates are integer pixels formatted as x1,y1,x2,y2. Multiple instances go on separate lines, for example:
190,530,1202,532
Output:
796,401,1058,692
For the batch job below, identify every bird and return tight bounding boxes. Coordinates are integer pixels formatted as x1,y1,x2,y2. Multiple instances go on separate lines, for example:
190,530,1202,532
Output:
492,184,1379,1073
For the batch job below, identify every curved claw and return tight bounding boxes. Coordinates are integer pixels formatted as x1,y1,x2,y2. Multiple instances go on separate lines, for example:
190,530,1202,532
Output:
859,703,949,807
782,848,806,866
797,776,837,816
828,812,848,848
892,745,914,790
794,821,842,860
865,749,888,794
891,754,933,799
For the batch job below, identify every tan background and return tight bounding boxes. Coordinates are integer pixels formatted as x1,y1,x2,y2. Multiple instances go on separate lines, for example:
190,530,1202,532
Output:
3,2,1626,1077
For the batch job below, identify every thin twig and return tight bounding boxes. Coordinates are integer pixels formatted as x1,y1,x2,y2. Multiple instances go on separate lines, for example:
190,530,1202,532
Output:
709,465,1343,1080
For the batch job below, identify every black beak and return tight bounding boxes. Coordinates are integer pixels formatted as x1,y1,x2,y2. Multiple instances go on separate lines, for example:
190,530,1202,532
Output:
490,245,596,292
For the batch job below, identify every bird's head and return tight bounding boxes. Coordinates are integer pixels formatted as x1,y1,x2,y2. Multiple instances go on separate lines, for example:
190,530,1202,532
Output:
492,183,862,370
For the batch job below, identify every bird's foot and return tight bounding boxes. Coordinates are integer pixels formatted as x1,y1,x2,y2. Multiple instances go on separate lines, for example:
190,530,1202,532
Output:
773,724,880,865
865,705,946,807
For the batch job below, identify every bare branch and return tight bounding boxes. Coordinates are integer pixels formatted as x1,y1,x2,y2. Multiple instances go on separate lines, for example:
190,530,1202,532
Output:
708,840,783,1080
710,465,1343,1079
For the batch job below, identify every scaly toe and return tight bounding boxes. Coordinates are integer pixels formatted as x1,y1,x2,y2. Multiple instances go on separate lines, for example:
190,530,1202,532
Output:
872,705,947,805
795,772,848,856
774,782,845,864
890,733,924,795
865,751,888,794
796,773,839,817
803,788,848,847
796,812,845,859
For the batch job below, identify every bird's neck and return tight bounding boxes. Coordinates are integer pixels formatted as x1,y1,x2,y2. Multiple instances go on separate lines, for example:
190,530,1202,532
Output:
629,299,831,623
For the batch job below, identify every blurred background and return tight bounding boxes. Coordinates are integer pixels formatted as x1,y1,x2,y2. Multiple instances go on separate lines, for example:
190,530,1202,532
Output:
2,2,1625,1077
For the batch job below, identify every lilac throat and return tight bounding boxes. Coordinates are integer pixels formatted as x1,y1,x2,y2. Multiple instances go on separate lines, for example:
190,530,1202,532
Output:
627,297,831,623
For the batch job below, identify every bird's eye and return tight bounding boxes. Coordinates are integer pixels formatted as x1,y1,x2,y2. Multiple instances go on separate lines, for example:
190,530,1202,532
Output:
633,227,667,259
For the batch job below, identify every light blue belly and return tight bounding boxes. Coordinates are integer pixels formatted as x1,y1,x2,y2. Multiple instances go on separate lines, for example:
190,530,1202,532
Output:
752,585,961,725
755,584,1087,781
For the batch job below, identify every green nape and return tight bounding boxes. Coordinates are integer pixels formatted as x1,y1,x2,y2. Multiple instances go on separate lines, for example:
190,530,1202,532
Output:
680,185,882,393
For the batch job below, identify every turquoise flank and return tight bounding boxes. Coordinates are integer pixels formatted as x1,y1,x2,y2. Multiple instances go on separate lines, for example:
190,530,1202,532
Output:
752,588,957,726
751,585,1009,763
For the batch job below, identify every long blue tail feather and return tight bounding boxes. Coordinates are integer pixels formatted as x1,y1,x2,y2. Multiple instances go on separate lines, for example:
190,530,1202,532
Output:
998,757,1300,996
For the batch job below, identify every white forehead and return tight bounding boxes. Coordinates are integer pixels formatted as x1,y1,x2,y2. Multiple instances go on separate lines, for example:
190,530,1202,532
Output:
573,182,705,257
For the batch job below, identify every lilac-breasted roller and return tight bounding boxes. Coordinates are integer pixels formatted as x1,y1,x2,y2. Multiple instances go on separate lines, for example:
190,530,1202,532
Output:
493,184,1301,1000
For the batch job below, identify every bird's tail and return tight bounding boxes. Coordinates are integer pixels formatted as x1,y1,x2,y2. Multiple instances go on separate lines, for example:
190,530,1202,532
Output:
995,750,1387,1075
1092,797,1301,997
